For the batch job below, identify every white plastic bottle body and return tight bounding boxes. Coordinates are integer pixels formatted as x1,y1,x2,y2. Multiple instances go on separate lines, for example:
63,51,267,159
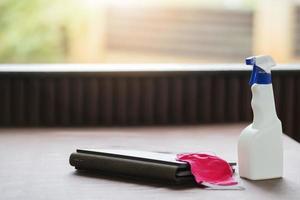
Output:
238,84,283,180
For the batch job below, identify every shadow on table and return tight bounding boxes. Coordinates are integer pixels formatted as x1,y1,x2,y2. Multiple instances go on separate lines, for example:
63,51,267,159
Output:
243,178,291,194
73,170,199,190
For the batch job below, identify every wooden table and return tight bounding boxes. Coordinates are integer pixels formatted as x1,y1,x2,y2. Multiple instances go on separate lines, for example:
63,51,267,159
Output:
0,124,299,199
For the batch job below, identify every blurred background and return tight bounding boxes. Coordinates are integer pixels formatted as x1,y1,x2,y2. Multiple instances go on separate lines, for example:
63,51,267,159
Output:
0,0,299,64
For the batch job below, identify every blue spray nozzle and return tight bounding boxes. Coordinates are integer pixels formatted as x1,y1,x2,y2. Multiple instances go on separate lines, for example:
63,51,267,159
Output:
245,57,256,66
246,56,272,86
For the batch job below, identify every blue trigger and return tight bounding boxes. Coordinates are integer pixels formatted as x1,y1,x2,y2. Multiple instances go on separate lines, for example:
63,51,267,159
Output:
246,58,272,86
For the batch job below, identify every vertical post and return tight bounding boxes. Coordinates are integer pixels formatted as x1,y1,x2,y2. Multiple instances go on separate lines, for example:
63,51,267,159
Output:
253,0,294,62
67,2,107,63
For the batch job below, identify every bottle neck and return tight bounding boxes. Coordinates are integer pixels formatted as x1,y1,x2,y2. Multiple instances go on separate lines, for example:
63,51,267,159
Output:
251,84,278,129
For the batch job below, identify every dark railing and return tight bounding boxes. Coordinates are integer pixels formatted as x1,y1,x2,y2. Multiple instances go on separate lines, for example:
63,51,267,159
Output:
0,64,299,142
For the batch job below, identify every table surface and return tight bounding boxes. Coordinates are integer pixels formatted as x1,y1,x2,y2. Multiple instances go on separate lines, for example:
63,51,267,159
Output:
0,124,299,200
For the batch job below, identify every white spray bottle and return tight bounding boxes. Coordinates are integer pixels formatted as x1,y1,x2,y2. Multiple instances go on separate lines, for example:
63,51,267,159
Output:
238,55,283,180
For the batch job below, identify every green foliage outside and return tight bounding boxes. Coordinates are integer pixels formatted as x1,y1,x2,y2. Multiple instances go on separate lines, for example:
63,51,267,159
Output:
0,0,81,63
0,0,254,63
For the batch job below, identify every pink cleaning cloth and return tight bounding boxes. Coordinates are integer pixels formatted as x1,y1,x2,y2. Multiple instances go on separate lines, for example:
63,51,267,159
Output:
177,153,237,186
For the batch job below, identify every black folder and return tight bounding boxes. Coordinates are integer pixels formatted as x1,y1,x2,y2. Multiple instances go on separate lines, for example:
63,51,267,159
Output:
70,149,194,184
70,149,236,184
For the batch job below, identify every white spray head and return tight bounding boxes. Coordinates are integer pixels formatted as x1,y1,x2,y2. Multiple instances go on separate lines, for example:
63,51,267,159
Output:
246,55,276,73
